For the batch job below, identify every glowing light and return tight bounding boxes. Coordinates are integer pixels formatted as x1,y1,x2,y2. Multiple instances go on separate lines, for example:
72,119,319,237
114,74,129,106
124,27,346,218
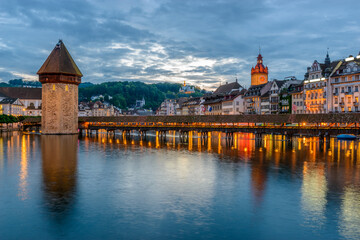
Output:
345,57,355,62
18,136,28,200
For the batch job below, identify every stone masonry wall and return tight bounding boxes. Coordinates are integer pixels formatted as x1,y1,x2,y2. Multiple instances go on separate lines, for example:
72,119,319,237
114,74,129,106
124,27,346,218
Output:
42,83,78,134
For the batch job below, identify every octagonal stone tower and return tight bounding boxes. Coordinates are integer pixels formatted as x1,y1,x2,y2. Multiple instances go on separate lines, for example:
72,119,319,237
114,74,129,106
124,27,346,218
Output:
37,40,82,134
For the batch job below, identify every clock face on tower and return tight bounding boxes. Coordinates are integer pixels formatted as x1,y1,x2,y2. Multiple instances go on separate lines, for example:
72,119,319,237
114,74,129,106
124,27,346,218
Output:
260,76,265,83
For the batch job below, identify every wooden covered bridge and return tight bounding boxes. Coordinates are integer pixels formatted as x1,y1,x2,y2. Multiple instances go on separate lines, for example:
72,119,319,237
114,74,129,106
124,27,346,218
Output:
22,113,360,138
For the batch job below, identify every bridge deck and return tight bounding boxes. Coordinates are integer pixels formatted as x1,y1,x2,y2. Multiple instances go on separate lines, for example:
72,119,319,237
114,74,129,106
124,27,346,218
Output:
21,114,360,136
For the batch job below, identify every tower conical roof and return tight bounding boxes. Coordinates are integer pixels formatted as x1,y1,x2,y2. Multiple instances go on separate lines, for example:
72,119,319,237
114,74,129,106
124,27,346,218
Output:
37,40,83,77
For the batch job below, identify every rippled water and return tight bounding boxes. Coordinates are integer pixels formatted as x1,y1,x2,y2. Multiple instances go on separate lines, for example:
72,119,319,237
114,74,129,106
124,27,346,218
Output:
0,131,360,240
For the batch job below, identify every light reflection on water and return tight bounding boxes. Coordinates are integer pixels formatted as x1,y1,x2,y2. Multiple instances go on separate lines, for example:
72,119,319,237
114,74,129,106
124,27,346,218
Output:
0,131,360,239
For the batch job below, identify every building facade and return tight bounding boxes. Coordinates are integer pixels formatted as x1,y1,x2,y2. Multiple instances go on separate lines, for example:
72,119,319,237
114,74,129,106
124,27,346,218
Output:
157,99,176,115
289,83,305,114
330,54,360,113
303,53,334,114
0,98,24,116
0,87,42,116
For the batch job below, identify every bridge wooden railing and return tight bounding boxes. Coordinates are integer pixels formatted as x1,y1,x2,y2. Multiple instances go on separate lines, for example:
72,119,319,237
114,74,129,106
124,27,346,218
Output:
77,113,360,124
21,113,360,125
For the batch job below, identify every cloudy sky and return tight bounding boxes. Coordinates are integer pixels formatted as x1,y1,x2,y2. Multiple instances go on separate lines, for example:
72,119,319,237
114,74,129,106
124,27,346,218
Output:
0,0,359,90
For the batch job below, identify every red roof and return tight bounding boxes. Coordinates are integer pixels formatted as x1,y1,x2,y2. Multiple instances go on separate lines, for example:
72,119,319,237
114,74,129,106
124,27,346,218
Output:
37,40,82,77
251,54,268,75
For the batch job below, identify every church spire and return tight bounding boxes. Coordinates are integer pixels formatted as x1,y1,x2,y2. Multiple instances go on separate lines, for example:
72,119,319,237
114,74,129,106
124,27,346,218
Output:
325,48,331,66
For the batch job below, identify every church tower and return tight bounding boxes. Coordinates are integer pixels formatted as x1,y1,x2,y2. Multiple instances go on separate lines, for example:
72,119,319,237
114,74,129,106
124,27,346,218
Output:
251,54,268,86
37,40,82,134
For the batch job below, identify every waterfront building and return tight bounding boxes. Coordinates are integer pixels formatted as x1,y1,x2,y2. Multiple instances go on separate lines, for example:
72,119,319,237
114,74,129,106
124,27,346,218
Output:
202,80,244,115
0,98,24,116
0,87,42,116
251,54,268,86
214,80,243,95
37,40,82,134
181,97,202,115
156,99,176,115
268,78,302,114
303,52,337,114
78,101,118,116
329,53,360,113
269,80,286,114
244,82,272,114
203,95,223,115
221,89,246,115
175,97,188,115
260,92,270,115
289,83,305,114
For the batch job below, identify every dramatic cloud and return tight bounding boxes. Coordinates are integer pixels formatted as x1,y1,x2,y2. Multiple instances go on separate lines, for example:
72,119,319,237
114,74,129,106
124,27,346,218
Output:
0,0,359,90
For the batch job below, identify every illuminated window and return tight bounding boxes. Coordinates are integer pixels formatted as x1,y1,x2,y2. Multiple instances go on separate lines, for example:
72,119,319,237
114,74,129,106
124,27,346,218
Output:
52,84,55,90
65,85,69,91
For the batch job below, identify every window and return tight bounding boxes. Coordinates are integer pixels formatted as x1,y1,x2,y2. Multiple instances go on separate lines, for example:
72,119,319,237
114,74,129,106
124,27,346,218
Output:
348,97,351,103
341,87,344,93
348,86,352,92
348,107,352,112
356,97,359,103
356,86,359,92
52,84,55,90
335,78,339,83
65,85,69,91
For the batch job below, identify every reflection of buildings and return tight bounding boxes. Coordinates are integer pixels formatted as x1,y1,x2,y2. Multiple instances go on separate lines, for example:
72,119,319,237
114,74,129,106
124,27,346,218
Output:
251,163,267,205
340,186,360,239
41,135,77,214
301,162,327,225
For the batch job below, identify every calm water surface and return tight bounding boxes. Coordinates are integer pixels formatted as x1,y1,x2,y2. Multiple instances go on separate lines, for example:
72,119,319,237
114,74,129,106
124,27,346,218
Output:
0,131,360,240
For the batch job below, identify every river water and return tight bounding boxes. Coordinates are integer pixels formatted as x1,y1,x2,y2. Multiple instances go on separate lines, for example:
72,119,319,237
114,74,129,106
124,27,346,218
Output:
0,131,359,240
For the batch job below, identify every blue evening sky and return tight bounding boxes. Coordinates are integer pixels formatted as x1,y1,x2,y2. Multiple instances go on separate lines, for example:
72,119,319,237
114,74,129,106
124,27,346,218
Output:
0,0,359,90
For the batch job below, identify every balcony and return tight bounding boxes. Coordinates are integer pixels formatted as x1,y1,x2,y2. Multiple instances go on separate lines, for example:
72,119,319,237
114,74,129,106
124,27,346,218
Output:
340,102,345,106
333,92,338,96
354,102,359,106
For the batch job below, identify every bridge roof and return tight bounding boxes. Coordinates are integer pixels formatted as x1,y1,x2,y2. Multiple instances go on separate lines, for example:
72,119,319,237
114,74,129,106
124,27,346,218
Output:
78,114,360,124
22,114,360,124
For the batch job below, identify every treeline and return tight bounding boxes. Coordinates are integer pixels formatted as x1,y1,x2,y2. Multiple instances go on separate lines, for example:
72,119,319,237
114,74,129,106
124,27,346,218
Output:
0,114,23,123
79,81,205,110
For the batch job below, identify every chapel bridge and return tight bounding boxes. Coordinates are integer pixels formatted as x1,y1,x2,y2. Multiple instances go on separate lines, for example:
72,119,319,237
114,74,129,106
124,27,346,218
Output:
23,113,360,138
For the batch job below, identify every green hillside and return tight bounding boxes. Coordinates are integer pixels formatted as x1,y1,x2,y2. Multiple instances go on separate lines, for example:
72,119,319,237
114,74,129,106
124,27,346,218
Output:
79,81,205,110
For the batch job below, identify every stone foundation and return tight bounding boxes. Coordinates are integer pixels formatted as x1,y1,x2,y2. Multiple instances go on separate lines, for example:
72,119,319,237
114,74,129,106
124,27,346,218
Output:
41,83,78,134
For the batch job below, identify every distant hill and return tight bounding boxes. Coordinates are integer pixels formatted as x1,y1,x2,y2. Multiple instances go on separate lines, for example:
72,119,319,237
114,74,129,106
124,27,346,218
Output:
79,81,205,110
